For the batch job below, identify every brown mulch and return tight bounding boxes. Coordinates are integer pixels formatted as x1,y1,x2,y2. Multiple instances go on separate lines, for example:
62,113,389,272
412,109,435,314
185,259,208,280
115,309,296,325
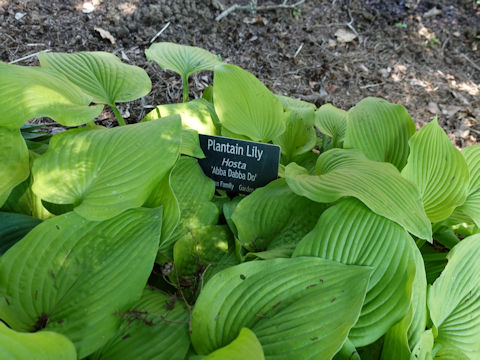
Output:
1,0,479,146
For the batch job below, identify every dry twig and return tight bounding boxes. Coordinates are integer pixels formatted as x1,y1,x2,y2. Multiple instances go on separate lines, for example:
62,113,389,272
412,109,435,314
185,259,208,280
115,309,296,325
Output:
9,49,50,64
150,22,171,43
460,54,480,73
216,0,306,21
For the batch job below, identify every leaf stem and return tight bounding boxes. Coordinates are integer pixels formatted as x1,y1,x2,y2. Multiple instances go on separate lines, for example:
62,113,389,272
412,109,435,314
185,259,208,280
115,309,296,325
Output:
111,104,126,126
182,76,189,103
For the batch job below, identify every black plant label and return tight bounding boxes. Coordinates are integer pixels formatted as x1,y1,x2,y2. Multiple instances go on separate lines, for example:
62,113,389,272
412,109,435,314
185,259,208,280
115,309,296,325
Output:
198,134,280,194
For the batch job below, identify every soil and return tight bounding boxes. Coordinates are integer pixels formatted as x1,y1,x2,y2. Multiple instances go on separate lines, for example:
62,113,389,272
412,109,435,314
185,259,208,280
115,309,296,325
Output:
1,0,479,147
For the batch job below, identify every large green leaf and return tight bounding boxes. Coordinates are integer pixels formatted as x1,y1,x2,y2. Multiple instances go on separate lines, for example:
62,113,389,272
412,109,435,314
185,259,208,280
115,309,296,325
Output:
401,119,469,223
143,99,219,135
146,42,221,81
0,127,29,206
38,51,151,106
0,62,102,128
0,322,76,360
0,212,41,255
90,287,190,360
294,198,416,346
213,64,285,142
427,234,480,358
314,104,347,147
285,148,432,241
381,243,428,359
202,328,264,360
191,257,371,359
454,145,480,227
344,97,416,169
0,207,162,358
231,178,326,252
32,117,182,221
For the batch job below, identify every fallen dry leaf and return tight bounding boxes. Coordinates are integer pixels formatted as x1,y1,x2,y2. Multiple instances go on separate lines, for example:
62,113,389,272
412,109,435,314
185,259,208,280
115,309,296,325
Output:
335,29,357,43
94,26,116,45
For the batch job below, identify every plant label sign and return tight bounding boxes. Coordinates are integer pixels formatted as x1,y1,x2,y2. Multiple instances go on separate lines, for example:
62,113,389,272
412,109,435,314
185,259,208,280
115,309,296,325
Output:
198,134,280,194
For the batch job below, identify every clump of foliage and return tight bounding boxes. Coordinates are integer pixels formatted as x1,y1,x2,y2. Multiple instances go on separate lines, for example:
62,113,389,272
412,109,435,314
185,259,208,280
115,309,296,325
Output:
0,43,479,360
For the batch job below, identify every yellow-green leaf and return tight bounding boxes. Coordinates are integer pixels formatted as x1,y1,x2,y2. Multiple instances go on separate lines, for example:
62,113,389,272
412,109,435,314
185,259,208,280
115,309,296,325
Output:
285,148,432,240
0,127,29,207
32,117,182,221
0,322,76,360
38,51,151,105
202,328,264,360
344,97,415,169
401,119,469,223
0,207,162,358
0,62,102,128
427,234,480,359
213,64,285,142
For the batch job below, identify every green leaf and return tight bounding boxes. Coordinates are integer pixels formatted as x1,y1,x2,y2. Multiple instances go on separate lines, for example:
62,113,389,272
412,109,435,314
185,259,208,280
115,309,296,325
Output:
285,148,432,241
32,117,182,221
167,157,219,253
401,119,469,223
143,169,181,252
0,212,41,255
314,103,347,146
344,97,416,169
0,322,76,360
333,339,361,360
90,287,190,360
1,151,54,220
38,51,151,106
454,145,480,227
0,207,162,358
427,234,480,358
0,127,29,207
202,328,265,360
213,64,285,142
0,62,103,128
433,345,470,360
294,198,416,346
273,105,316,162
422,249,447,285
231,178,326,252
173,225,232,278
462,145,480,194
191,257,371,359
410,330,434,360
276,95,316,113
143,99,219,135
180,129,205,158
146,42,221,81
381,243,428,359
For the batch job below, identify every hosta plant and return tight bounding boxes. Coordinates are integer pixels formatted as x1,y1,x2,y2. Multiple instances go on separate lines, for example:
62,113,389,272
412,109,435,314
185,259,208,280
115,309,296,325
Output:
0,43,479,360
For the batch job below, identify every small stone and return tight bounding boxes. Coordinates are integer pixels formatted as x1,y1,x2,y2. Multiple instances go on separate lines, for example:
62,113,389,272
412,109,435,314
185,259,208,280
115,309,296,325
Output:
15,12,26,20
82,2,95,13
427,102,440,114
